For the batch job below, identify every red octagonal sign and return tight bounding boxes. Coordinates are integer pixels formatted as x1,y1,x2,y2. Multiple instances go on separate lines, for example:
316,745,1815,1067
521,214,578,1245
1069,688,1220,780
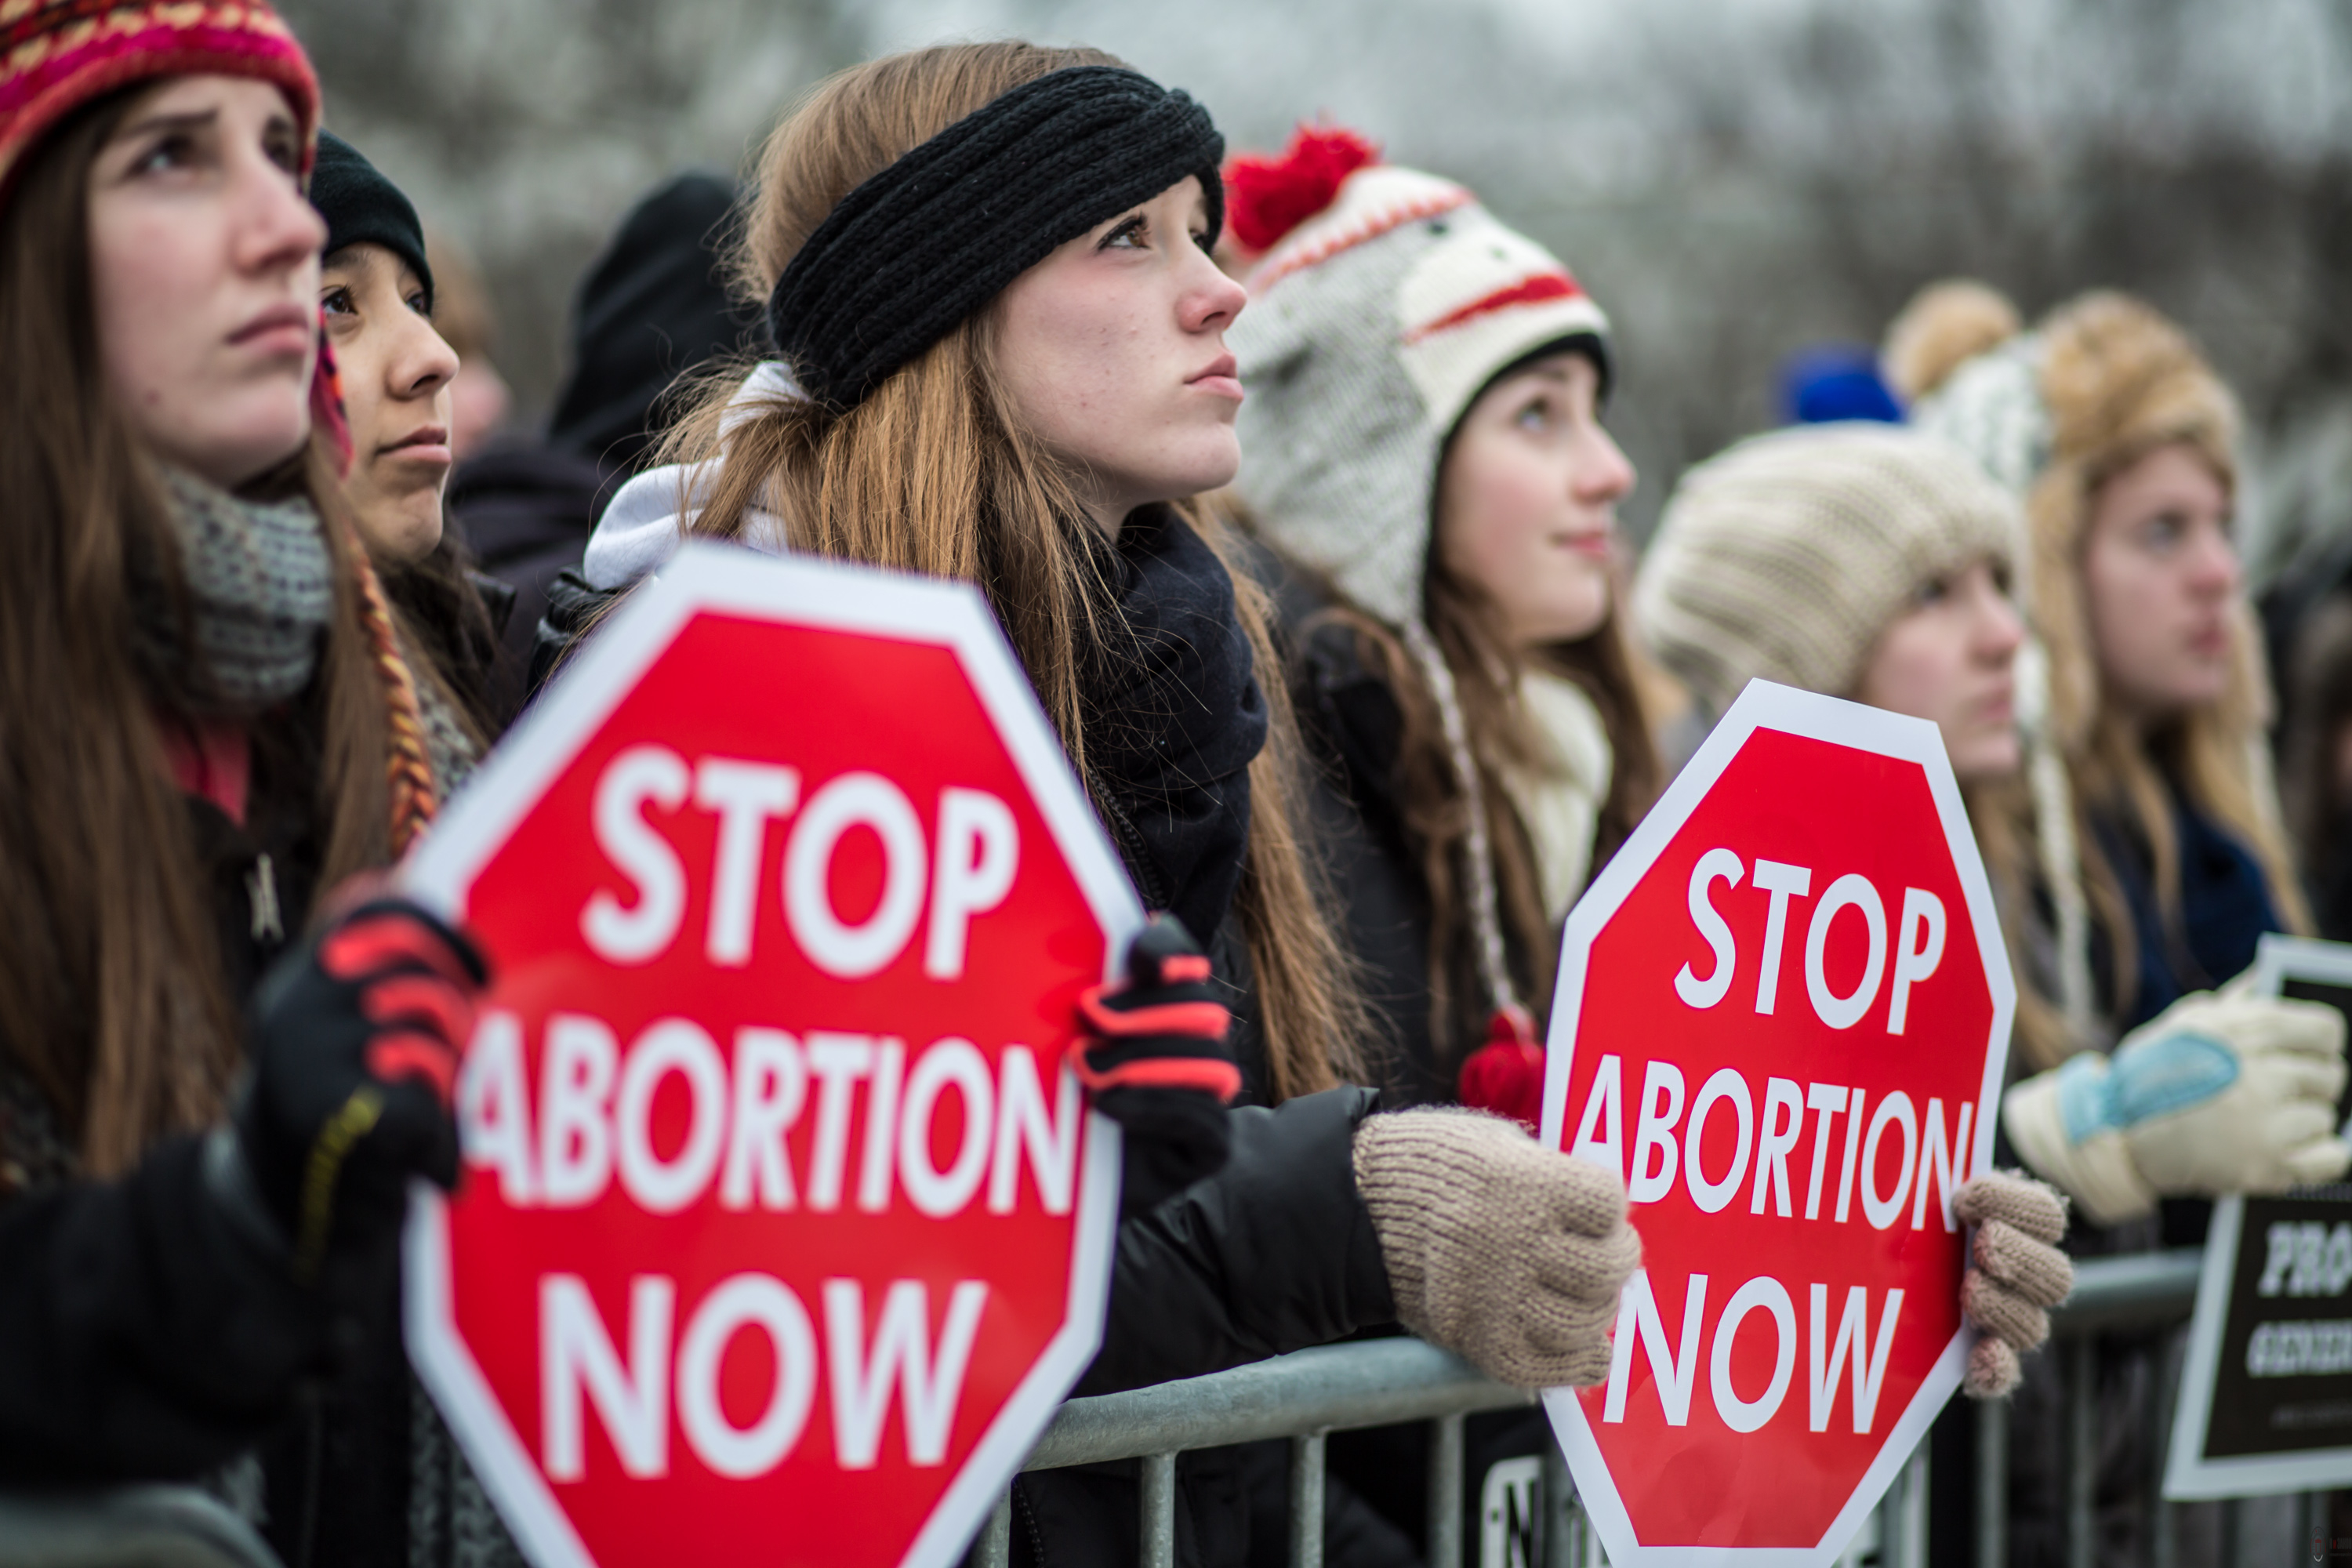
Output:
1540,681,2013,1564
400,543,1137,1568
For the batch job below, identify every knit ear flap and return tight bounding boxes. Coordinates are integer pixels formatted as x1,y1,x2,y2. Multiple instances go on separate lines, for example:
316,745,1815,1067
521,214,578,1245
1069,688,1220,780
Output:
1222,124,1380,252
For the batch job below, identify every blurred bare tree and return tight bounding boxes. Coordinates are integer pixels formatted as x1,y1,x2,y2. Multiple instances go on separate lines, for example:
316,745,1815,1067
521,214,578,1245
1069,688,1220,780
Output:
277,0,2352,570
278,0,862,418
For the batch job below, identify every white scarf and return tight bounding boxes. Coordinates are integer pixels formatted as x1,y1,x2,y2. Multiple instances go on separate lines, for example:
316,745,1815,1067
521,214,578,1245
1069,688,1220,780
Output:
583,361,800,591
1501,670,1613,926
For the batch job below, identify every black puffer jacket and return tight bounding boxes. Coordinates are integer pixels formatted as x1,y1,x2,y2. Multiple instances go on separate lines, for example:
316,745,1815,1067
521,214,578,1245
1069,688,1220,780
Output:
1265,562,1563,1561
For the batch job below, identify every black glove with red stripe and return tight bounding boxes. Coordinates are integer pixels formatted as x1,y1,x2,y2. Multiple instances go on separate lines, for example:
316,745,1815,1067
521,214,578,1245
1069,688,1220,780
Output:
1076,916,1240,1217
234,895,488,1280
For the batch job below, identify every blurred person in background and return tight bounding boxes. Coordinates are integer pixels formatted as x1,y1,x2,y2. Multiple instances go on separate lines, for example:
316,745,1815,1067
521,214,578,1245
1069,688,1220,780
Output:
2281,594,2352,938
1880,280,2346,1566
310,130,503,733
422,225,508,459
1637,420,2232,1564
450,169,758,713
0,7,495,1564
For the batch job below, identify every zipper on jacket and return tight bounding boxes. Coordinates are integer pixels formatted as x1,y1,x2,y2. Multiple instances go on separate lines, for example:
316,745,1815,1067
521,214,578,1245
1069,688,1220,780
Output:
1014,1476,1048,1568
1084,768,1171,913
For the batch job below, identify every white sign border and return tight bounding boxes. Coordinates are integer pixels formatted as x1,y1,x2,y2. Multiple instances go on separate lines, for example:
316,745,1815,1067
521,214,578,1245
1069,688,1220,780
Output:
1537,678,2016,1565
2161,934,2352,1501
401,543,1142,1568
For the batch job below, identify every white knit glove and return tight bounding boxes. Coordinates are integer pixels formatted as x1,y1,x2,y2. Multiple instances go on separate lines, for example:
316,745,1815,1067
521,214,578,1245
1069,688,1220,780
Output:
1954,1171,2072,1398
1352,1109,1641,1388
2002,993,2350,1225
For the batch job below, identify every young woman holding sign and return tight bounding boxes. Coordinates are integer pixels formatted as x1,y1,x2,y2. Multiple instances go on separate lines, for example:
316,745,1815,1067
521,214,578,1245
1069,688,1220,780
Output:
570,42,1642,1563
0,5,492,1564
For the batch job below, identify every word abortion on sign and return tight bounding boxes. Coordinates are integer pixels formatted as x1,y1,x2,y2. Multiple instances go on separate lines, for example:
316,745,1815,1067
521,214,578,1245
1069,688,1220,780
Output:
401,545,1140,1568
1539,681,2013,1565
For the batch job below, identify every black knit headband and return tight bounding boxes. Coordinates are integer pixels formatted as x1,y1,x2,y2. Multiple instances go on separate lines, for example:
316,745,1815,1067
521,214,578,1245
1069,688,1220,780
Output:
767,65,1225,411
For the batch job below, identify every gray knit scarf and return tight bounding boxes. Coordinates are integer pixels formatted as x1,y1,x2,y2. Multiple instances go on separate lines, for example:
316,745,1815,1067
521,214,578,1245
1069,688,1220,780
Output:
155,466,335,710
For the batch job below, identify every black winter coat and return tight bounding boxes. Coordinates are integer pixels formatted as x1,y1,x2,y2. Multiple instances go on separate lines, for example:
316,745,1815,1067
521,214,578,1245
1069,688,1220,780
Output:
0,696,423,1568
1272,566,1549,1106
1005,512,1406,1568
446,441,608,721
1267,564,1562,1561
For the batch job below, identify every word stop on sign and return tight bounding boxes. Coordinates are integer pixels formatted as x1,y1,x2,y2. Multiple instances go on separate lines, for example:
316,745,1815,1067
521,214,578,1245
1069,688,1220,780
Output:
1538,681,2013,1566
401,547,1139,1568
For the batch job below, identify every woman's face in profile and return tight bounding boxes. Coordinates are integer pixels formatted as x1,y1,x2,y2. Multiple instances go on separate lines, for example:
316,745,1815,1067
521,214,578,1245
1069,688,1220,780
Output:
321,241,457,563
1853,557,2024,783
2082,441,2241,723
89,74,325,488
992,176,1248,534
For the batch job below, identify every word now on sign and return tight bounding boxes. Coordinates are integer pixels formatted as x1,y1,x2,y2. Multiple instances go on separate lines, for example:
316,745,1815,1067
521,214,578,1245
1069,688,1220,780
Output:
1539,681,2013,1566
402,547,1139,1568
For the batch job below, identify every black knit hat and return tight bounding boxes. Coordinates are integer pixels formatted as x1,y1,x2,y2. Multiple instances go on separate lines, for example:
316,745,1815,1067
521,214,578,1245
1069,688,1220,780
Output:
550,171,762,474
310,130,434,309
767,65,1224,411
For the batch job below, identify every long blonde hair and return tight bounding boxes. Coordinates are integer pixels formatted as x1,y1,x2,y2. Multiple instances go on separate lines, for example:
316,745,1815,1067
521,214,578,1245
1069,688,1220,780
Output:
665,42,1362,1100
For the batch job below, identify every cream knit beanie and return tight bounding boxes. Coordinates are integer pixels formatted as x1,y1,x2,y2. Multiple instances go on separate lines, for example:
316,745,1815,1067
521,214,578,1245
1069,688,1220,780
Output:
1636,422,2023,720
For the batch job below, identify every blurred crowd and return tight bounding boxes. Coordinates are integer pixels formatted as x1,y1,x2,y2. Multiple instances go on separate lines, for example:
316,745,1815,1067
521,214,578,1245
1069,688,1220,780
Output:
3,3,2348,1567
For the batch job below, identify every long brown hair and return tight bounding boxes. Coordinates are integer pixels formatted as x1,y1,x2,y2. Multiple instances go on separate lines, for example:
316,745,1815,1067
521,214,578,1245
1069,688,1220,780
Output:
1313,547,1659,1071
0,86,402,1173
664,42,1363,1100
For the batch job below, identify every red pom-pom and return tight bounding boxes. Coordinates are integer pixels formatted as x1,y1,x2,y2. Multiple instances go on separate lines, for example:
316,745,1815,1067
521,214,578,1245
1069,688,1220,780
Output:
1222,123,1381,253
1456,1006,1544,1133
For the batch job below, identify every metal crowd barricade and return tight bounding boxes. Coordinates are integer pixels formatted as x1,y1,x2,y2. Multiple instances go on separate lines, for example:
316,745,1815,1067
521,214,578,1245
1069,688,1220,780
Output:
0,1484,283,1568
975,1249,2270,1568
0,1251,2260,1568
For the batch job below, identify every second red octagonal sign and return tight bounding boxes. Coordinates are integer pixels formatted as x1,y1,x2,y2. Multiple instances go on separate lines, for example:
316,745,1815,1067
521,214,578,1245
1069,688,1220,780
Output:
400,543,1138,1568
1541,681,2014,1564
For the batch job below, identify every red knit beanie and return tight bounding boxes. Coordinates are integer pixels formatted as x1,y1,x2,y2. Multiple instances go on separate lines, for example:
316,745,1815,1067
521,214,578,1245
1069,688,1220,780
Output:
0,0,320,199
0,6,440,851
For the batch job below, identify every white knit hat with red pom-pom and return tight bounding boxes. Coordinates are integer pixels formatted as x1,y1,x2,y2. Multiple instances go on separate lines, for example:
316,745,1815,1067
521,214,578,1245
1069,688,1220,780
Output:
1229,126,1610,628
1229,127,1610,1047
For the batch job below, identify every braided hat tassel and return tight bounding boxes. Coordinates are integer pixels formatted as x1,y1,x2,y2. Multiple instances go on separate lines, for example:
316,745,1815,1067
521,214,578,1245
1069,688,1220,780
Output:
1402,619,1522,1020
1407,620,1545,1127
344,522,438,856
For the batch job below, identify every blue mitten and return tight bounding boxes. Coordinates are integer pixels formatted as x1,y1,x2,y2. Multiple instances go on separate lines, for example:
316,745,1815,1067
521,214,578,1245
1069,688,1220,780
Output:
2004,993,2349,1224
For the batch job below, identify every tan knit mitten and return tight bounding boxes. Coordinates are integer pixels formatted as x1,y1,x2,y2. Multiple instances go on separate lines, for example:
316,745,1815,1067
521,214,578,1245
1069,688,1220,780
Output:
1953,1170,2072,1399
1353,1109,1640,1388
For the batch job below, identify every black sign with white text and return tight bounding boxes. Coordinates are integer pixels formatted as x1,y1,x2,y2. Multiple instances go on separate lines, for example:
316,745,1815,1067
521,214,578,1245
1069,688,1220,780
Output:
2201,1191,2352,1460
